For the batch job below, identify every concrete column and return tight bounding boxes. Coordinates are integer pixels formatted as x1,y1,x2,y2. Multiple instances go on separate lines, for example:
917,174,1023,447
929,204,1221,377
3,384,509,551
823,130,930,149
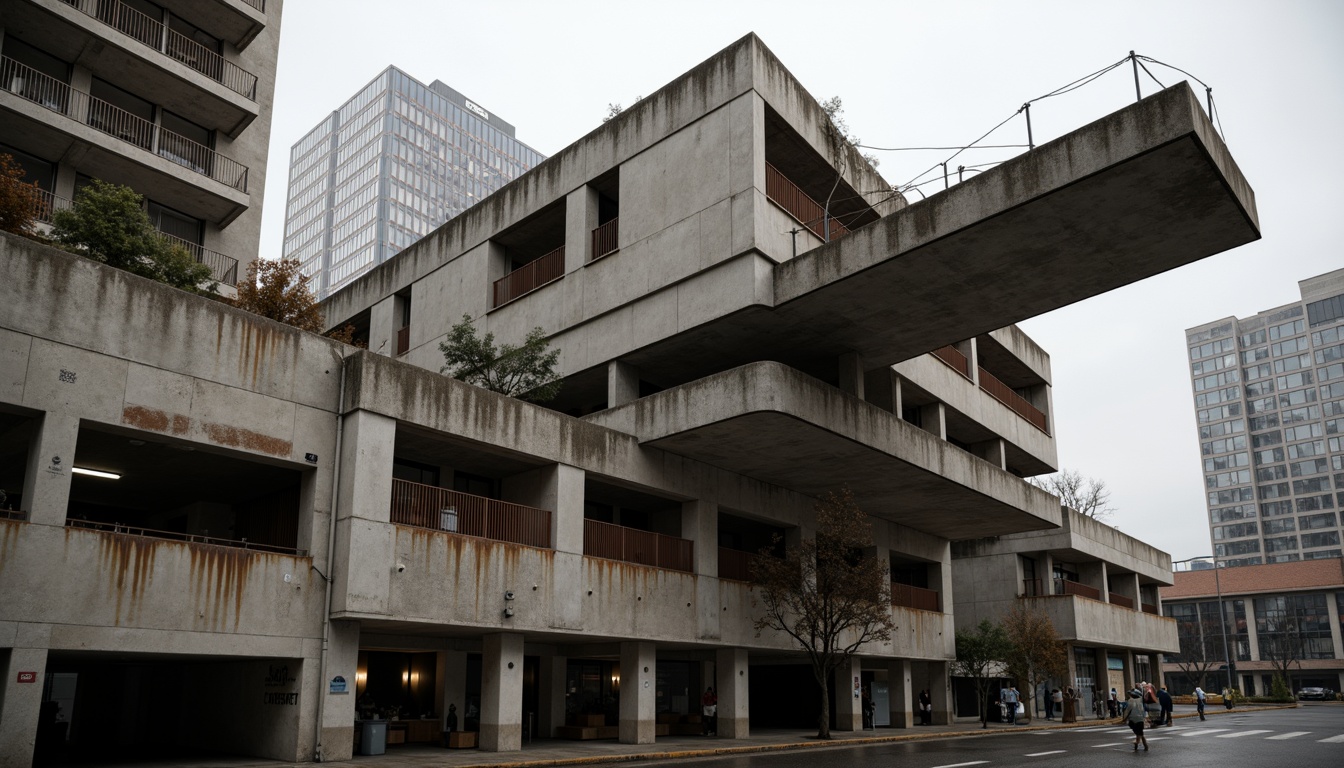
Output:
838,351,865,399
863,368,900,414
565,185,599,271
1326,596,1344,661
1078,561,1107,598
369,296,396,357
537,655,567,738
970,438,1006,470
22,412,80,527
436,650,468,733
618,642,655,744
607,360,640,408
957,338,979,385
926,661,952,725
683,499,720,640
715,648,748,738
918,403,946,440
480,633,524,752
0,647,47,768
833,657,862,731
886,659,913,727
316,620,360,761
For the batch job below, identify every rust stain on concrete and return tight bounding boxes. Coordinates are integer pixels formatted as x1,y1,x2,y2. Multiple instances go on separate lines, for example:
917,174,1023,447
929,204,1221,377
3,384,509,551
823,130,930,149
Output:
0,520,20,576
203,422,292,457
95,532,160,626
121,406,192,436
189,545,256,632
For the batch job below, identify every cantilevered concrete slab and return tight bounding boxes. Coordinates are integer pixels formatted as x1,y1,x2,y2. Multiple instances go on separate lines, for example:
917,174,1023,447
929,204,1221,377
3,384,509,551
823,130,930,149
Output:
586,362,1062,540
593,81,1259,391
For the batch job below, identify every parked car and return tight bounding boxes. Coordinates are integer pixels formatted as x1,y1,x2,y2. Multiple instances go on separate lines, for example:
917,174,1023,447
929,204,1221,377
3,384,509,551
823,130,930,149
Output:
1297,687,1332,700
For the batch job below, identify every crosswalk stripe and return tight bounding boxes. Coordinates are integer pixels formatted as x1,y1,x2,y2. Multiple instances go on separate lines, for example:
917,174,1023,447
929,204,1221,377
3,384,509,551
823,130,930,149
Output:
1180,728,1231,737
1091,742,1126,748
1025,751,1066,756
931,762,989,768
1317,735,1344,743
1218,730,1273,738
1267,731,1311,740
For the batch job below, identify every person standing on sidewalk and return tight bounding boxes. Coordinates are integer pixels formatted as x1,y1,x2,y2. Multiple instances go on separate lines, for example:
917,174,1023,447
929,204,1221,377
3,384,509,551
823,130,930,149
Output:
701,687,717,736
1194,686,1207,720
1157,686,1174,726
918,689,932,725
1125,688,1150,752
1002,686,1020,724
1048,688,1062,720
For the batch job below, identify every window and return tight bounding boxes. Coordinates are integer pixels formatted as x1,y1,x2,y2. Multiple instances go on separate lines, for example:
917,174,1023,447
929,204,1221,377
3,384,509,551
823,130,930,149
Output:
1291,458,1329,477
1252,431,1283,448
1264,535,1298,552
1272,337,1309,357
1254,593,1335,659
1288,441,1325,460
1293,477,1332,495
1269,319,1305,340
1213,522,1258,540
1261,500,1294,517
1241,347,1269,364
1216,540,1260,557
1255,448,1285,466
1295,495,1334,513
1240,329,1267,346
1306,294,1344,327
1210,504,1256,523
1299,513,1337,530
1263,517,1295,534
1204,453,1248,472
1257,481,1290,498
1256,466,1287,482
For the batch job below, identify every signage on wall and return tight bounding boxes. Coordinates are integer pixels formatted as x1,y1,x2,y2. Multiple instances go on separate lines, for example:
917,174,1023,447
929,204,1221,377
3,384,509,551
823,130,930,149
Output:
304,453,318,464
16,671,37,684
330,675,348,694
464,99,490,121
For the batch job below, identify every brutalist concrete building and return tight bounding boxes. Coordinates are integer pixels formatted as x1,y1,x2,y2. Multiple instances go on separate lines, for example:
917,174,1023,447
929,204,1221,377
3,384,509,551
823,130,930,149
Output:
1185,268,1344,566
0,34,1258,765
0,0,284,293
282,67,545,300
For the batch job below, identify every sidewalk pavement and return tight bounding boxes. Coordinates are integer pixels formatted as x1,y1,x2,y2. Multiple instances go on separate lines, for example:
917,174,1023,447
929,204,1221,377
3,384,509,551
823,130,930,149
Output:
292,703,1296,768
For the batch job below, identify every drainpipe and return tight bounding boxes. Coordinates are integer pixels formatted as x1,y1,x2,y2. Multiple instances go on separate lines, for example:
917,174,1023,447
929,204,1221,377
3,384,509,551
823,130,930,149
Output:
313,351,349,761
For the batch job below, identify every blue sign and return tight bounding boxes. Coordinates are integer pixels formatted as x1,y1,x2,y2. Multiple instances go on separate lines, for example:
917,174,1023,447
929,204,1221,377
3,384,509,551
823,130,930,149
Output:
330,675,348,694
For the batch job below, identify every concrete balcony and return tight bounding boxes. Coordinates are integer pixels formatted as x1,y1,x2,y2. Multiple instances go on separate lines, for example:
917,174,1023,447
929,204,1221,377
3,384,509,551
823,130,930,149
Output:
11,0,261,136
0,61,250,225
0,520,320,656
585,361,1062,541
1021,593,1178,653
158,0,269,50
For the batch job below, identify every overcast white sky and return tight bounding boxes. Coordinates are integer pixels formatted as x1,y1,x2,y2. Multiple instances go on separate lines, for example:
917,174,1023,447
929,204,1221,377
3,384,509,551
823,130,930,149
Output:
260,0,1344,561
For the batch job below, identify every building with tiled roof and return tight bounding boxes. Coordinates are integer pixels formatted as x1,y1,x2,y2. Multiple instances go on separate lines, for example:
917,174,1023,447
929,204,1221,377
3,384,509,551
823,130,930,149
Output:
1160,559,1344,696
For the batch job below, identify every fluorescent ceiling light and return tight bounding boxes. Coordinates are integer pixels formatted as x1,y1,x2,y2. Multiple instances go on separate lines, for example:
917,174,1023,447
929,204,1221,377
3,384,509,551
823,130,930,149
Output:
72,467,120,480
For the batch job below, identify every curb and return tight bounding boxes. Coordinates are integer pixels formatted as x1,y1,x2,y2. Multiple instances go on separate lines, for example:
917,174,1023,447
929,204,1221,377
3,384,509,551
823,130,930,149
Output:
441,704,1302,768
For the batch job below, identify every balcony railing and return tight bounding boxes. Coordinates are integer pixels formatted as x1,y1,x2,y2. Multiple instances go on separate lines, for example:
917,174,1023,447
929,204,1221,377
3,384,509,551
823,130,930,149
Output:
1023,578,1045,597
584,519,693,573
764,162,850,242
240,0,266,11
60,0,258,99
390,478,552,549
1107,592,1135,610
395,325,410,356
1141,602,1159,615
891,582,942,612
15,185,240,286
591,218,618,260
66,518,306,555
492,246,564,307
718,547,763,582
977,366,1049,434
2,57,250,192
931,345,971,378
1054,577,1101,600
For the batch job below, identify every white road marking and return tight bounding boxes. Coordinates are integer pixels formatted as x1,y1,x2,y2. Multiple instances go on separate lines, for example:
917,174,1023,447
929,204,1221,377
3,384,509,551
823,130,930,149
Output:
1317,734,1344,743
1091,742,1127,747
1072,726,1120,732
1217,729,1273,738
930,762,990,768
1025,751,1066,756
1267,731,1311,740
1179,728,1231,737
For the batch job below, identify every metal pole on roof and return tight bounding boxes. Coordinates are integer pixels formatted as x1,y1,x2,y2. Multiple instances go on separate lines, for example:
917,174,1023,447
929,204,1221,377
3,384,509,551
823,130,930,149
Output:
1131,51,1142,102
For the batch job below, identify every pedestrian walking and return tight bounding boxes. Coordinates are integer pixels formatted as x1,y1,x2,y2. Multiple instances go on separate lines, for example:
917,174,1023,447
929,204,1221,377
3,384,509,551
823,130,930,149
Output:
1108,687,1119,718
1125,688,1149,752
918,689,932,725
1222,687,1235,710
1157,685,1174,726
701,686,717,736
1002,686,1020,724
1048,688,1062,720
1194,685,1207,721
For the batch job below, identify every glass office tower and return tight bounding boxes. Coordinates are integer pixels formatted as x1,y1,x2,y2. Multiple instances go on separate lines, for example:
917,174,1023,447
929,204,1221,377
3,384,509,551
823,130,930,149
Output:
283,67,544,298
1185,268,1344,566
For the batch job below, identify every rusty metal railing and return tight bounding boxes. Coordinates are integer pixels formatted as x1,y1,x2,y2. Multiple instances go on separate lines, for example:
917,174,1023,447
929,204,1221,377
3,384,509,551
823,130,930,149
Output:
492,246,564,308
931,345,972,378
1023,578,1045,597
63,0,258,99
65,518,306,555
764,162,850,242
591,218,618,260
891,582,942,612
390,479,552,549
395,325,410,356
583,519,693,573
977,366,1049,433
1108,592,1136,610
2,57,250,192
1054,577,1101,600
718,547,760,582
1141,602,1159,615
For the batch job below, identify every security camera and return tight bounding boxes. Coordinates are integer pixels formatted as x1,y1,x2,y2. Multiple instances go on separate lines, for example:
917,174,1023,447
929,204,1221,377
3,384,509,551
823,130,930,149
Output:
395,563,406,573
504,590,515,601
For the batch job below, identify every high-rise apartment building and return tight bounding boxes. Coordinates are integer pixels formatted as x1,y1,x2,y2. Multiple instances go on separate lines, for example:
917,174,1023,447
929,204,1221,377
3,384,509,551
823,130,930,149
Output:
0,0,285,291
282,67,544,299
1186,268,1344,566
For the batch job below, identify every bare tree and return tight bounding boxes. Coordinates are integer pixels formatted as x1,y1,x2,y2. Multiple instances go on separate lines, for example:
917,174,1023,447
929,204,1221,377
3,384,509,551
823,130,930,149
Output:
751,489,893,739
1028,469,1115,520
1002,603,1068,722
1257,607,1305,691
954,619,1013,728
1169,613,1225,693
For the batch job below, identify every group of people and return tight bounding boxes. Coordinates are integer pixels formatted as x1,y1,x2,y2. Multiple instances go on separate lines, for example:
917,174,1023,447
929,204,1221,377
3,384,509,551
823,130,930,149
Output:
1040,686,1083,722
1120,681,1175,752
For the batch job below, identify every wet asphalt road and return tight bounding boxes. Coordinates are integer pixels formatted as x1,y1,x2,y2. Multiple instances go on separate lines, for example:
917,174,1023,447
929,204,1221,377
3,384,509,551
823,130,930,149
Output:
639,704,1344,768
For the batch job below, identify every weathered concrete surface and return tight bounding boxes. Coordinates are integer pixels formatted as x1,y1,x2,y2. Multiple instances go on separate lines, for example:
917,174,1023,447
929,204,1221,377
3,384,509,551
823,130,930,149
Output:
586,362,1061,540
1023,595,1178,652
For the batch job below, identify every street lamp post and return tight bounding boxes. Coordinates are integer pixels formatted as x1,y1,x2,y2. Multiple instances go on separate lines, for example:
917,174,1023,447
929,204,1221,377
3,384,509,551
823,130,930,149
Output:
1173,555,1235,697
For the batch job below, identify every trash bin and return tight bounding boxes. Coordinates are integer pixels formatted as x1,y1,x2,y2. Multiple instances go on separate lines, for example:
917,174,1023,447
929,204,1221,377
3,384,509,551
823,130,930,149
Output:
360,719,387,756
